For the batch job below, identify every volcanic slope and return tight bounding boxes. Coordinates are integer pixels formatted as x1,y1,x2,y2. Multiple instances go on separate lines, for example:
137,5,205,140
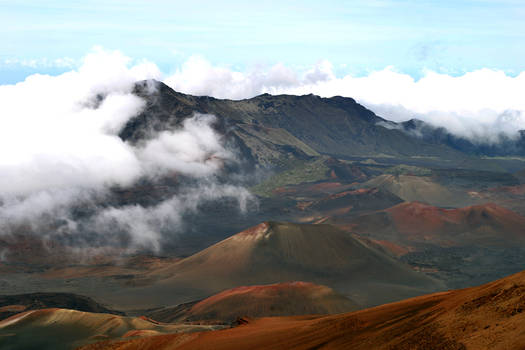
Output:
0,308,223,350
0,293,123,321
348,201,525,249
147,282,359,324
142,222,442,308
81,269,525,350
298,187,404,222
359,174,467,207
343,201,525,288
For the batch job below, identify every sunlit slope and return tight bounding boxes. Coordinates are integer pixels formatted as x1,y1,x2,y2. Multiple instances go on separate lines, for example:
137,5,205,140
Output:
0,308,222,350
0,292,123,321
147,222,442,307
82,270,525,350
147,281,359,323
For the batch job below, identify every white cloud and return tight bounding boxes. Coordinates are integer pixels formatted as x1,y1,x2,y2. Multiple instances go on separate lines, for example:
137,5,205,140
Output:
92,183,252,251
138,114,232,177
0,49,159,195
163,55,299,99
163,58,525,141
0,48,252,252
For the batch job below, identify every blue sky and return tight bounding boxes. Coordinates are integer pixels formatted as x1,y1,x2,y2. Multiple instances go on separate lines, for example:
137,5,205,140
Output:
1,0,525,84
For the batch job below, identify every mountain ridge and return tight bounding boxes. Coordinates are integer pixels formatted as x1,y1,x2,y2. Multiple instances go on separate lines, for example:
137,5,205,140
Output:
122,80,466,166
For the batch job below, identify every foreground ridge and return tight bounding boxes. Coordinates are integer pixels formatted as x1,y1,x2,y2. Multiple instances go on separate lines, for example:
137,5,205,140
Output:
80,269,525,349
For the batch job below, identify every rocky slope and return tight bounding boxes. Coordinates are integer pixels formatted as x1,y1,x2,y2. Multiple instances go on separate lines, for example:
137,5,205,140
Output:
123,80,465,167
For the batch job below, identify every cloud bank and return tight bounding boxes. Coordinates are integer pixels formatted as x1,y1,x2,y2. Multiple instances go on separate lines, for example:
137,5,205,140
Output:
2,48,525,256
0,49,251,253
164,57,525,142
0,48,159,195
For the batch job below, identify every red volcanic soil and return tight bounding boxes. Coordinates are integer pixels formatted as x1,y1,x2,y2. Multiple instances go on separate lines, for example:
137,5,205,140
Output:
387,202,525,243
147,282,358,324
80,270,525,350
347,201,525,249
388,201,466,234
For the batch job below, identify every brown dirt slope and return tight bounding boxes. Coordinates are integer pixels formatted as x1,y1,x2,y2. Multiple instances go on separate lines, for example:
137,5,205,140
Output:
146,222,442,307
80,269,525,350
348,201,525,249
0,292,123,321
147,281,359,323
0,308,223,350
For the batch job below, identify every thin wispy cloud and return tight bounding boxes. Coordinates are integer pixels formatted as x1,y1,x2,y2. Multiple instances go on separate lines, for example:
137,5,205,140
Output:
2,1,525,83
1,57,78,69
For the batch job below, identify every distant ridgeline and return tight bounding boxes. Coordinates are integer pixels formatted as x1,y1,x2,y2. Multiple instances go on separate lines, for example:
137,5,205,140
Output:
121,80,525,175
400,118,525,157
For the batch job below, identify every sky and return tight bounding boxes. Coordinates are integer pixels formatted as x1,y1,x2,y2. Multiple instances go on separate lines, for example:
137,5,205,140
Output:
1,0,525,84
2,1,525,141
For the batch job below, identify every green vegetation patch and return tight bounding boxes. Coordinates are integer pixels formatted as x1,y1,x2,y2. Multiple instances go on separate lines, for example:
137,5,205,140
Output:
384,164,432,176
251,157,330,197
